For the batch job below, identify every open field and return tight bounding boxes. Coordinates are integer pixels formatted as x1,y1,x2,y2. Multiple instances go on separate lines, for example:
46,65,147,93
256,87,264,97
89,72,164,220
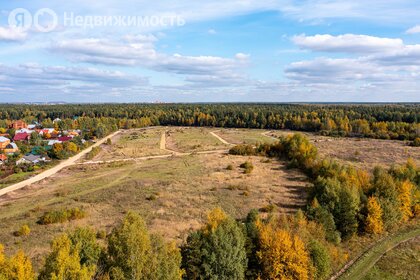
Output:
268,131,419,170
165,127,231,153
214,129,278,145
336,226,420,280
0,127,418,272
87,127,169,161
362,236,420,280
0,150,308,269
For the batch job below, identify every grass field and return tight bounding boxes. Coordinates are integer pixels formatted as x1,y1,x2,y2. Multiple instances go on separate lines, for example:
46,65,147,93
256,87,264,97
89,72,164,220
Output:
268,131,418,170
362,236,419,280
0,150,308,269
0,127,417,272
214,129,278,145
165,127,230,152
90,127,169,161
337,226,420,280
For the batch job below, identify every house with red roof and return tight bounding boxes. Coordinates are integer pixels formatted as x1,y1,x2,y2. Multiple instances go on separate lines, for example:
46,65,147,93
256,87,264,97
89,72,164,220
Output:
13,132,31,142
58,136,72,142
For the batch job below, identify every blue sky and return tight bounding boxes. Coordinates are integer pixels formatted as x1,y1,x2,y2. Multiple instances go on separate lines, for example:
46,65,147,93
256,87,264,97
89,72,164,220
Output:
0,0,419,102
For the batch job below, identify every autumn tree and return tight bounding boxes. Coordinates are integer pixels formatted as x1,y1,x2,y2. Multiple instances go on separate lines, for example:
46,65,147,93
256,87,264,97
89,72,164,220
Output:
398,180,414,222
182,208,247,280
103,212,182,280
372,167,402,229
0,244,35,280
38,234,95,280
257,221,310,280
365,197,384,234
308,240,331,280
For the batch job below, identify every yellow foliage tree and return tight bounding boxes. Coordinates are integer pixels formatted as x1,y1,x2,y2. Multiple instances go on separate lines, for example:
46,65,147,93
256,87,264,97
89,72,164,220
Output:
0,244,35,280
39,235,95,280
398,180,414,222
365,197,384,234
204,207,228,234
257,222,310,280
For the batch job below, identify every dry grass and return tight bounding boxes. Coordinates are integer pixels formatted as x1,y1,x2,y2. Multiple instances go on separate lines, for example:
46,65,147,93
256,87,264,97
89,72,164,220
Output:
0,151,308,269
91,127,169,161
362,236,420,280
1,127,416,271
215,129,278,145
268,131,419,170
166,127,230,152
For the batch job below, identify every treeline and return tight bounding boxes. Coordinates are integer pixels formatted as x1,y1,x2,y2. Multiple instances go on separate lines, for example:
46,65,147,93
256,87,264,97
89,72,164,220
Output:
0,104,419,140
0,209,342,280
229,134,420,242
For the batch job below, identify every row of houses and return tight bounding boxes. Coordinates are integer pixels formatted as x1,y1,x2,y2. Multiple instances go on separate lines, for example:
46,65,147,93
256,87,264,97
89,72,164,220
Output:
0,120,81,166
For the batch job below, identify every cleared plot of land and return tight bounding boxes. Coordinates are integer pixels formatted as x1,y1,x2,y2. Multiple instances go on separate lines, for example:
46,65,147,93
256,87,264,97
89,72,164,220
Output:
166,127,231,152
362,236,420,280
215,129,278,145
0,152,308,269
91,127,169,161
268,131,419,170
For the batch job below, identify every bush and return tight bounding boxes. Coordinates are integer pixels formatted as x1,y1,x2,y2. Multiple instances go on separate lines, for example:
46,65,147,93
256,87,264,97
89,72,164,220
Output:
39,208,86,225
240,161,254,174
410,138,420,147
85,146,101,160
226,164,234,170
261,204,277,213
14,225,31,237
229,144,256,156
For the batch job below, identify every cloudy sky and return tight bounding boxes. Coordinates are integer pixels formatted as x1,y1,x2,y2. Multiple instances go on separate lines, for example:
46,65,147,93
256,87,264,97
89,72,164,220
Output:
0,0,419,102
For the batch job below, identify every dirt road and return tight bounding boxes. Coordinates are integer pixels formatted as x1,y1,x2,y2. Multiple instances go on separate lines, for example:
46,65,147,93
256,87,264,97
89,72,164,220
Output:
210,131,233,145
0,130,121,197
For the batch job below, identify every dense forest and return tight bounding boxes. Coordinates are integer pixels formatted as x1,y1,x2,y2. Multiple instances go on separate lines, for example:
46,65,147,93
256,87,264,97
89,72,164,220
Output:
0,103,419,141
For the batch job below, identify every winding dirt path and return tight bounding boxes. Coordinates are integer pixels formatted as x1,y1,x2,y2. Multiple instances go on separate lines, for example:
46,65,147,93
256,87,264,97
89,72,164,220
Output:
0,130,121,197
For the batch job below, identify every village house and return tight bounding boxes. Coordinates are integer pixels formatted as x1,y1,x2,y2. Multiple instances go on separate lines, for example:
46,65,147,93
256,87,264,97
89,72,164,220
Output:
13,132,31,142
9,120,28,130
15,128,33,134
4,143,19,154
58,136,72,142
16,154,50,165
0,136,11,150
47,139,61,146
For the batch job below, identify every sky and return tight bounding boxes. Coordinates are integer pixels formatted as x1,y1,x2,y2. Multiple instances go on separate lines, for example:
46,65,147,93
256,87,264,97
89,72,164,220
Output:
0,0,419,103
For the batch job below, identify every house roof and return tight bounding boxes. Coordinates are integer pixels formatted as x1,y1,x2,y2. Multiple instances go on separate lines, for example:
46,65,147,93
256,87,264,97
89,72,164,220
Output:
23,154,42,162
58,136,72,142
13,132,30,141
6,143,18,149
0,136,10,143
0,154,7,161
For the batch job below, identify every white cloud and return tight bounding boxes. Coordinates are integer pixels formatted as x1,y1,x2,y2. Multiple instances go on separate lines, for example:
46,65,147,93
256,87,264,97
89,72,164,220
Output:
0,27,27,41
285,33,420,100
52,36,250,87
406,25,420,34
292,34,404,54
0,64,148,100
